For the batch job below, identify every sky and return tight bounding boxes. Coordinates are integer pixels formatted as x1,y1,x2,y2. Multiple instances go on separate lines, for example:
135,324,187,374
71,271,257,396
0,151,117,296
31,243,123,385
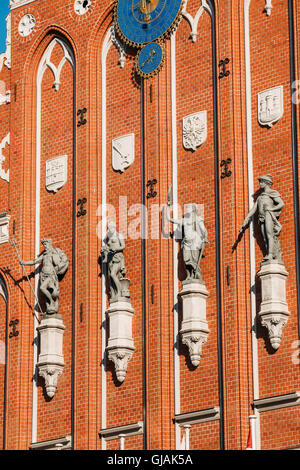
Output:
0,1,10,54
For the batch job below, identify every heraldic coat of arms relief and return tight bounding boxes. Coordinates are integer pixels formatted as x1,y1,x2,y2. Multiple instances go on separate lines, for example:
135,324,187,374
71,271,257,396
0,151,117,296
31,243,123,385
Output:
258,85,284,128
112,134,135,173
46,155,68,193
182,111,207,151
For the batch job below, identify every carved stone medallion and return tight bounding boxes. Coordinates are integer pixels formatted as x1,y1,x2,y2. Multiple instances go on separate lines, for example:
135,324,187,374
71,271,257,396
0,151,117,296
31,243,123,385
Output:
258,86,283,128
74,0,92,15
46,155,68,193
18,14,36,37
183,111,207,151
112,134,135,173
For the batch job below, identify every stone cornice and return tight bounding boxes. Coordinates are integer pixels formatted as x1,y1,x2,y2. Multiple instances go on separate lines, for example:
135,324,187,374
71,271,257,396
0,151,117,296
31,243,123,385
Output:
174,407,220,425
254,392,300,412
10,0,37,10
100,422,144,441
30,436,72,450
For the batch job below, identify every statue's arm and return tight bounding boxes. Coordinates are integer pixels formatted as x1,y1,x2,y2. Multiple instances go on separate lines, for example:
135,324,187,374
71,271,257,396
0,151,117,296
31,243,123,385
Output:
269,196,284,212
119,234,125,251
20,254,43,266
166,204,181,226
240,201,258,232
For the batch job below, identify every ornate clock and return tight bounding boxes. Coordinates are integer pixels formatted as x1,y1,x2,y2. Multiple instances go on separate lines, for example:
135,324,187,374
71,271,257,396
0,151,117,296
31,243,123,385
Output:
114,0,184,47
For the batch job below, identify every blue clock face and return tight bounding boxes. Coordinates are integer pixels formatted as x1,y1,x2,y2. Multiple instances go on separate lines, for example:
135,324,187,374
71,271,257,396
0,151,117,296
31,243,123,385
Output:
136,42,164,78
115,0,184,46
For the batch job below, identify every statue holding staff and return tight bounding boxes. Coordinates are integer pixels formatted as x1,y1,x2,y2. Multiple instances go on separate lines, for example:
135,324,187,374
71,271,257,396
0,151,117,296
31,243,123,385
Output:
20,238,69,316
240,174,284,262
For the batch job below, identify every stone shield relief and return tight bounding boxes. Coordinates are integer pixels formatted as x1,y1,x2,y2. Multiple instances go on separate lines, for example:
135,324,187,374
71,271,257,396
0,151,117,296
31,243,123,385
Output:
112,134,135,173
46,155,68,193
183,111,207,151
258,85,284,128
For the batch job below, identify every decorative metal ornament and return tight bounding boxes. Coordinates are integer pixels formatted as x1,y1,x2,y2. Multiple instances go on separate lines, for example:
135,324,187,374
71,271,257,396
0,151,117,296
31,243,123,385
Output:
77,108,87,127
183,111,207,151
114,0,184,48
219,58,230,79
135,42,165,78
9,319,19,338
147,179,158,199
77,198,87,217
221,158,232,179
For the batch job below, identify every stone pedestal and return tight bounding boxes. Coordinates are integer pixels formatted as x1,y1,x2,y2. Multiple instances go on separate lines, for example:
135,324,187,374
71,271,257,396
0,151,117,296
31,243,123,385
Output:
37,316,65,398
106,301,135,383
179,281,210,367
257,262,290,350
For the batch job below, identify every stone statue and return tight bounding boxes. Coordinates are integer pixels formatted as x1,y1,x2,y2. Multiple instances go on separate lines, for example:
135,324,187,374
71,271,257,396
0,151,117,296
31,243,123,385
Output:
20,239,69,316
101,222,130,303
240,174,284,262
166,189,209,282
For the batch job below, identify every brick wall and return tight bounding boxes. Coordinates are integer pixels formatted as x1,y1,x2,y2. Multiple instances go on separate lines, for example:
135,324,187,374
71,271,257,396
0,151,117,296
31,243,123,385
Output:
0,0,298,450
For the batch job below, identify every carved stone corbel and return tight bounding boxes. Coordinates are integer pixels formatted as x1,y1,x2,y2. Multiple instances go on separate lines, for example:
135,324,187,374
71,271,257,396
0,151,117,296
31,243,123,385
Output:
106,301,135,383
107,348,134,384
181,334,208,367
260,314,288,351
38,365,64,399
179,281,210,367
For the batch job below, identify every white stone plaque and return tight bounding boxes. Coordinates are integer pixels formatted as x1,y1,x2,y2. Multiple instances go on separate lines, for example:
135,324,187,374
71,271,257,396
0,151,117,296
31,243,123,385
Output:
0,212,10,244
183,111,207,151
46,155,68,193
112,134,135,173
18,13,36,37
258,85,284,128
0,133,10,183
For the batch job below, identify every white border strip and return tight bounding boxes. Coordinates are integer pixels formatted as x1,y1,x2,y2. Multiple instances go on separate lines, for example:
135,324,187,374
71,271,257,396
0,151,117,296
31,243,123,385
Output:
100,29,112,451
244,0,261,449
170,34,181,450
32,39,74,445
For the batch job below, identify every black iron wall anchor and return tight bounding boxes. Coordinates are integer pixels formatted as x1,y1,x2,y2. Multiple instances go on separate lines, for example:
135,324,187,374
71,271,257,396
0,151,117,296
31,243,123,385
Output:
147,179,157,199
9,319,19,338
221,158,232,179
219,58,230,79
77,108,87,127
77,198,87,217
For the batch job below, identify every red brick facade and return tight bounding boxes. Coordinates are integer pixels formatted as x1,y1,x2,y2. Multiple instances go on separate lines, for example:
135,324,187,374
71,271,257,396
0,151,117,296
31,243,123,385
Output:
0,0,299,450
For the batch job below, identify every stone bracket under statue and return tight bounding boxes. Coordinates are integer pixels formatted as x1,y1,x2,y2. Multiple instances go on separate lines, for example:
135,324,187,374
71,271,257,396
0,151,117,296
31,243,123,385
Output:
179,280,210,367
240,174,290,351
37,315,65,398
102,223,135,384
257,261,290,350
19,239,69,398
106,300,135,383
